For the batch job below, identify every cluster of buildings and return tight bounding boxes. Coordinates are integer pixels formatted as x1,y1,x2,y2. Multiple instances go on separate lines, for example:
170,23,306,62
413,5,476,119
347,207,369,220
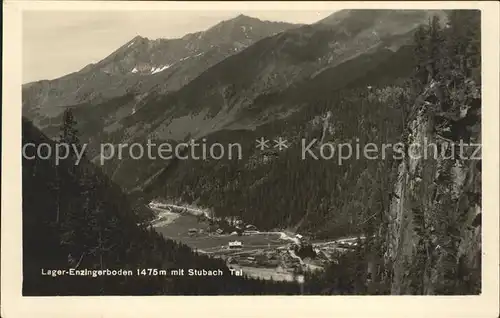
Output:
215,223,259,236
148,201,169,209
239,224,258,235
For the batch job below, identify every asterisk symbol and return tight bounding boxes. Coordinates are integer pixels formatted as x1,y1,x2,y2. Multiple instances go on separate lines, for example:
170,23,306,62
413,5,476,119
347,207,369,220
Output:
273,137,288,151
255,137,270,150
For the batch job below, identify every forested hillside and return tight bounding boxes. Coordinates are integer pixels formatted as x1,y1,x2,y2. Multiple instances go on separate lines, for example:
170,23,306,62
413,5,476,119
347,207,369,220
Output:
22,116,299,295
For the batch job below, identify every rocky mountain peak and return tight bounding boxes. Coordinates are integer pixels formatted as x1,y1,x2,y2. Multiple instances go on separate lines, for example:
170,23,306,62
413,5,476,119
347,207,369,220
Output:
191,14,298,47
233,14,258,23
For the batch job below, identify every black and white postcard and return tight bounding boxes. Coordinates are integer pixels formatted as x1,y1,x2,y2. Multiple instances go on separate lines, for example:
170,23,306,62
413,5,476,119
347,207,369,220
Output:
2,1,499,317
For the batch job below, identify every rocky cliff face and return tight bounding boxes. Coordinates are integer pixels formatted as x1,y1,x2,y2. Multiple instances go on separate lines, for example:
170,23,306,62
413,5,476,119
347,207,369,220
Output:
383,78,481,294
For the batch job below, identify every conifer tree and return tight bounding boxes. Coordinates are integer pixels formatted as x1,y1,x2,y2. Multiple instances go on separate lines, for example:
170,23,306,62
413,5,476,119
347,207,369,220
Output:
57,108,90,264
429,15,444,81
54,109,79,224
59,108,81,156
413,24,430,89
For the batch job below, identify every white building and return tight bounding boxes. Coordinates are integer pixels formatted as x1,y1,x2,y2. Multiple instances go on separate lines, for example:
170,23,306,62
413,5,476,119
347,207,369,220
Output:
243,230,259,235
228,241,243,249
148,201,168,209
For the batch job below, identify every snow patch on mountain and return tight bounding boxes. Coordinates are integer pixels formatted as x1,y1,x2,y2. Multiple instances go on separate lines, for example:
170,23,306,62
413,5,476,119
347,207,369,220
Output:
151,65,172,74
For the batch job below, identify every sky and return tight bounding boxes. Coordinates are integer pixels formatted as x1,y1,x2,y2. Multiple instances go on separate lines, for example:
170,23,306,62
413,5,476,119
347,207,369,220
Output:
22,10,333,83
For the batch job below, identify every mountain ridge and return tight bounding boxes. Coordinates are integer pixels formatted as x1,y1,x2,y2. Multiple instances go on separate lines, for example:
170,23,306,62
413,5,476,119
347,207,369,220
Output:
22,14,301,124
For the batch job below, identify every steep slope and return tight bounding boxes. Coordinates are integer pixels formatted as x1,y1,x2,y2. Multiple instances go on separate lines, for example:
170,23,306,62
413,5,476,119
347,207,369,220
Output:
382,78,481,295
22,117,300,295
381,11,482,294
22,15,299,126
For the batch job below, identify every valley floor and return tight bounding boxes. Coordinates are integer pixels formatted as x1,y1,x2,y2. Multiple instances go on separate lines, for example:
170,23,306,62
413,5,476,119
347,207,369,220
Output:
150,202,361,282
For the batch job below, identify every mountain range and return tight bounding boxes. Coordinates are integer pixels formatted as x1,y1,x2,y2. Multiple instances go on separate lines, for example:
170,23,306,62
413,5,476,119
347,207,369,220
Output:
23,10,445,189
23,14,299,122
